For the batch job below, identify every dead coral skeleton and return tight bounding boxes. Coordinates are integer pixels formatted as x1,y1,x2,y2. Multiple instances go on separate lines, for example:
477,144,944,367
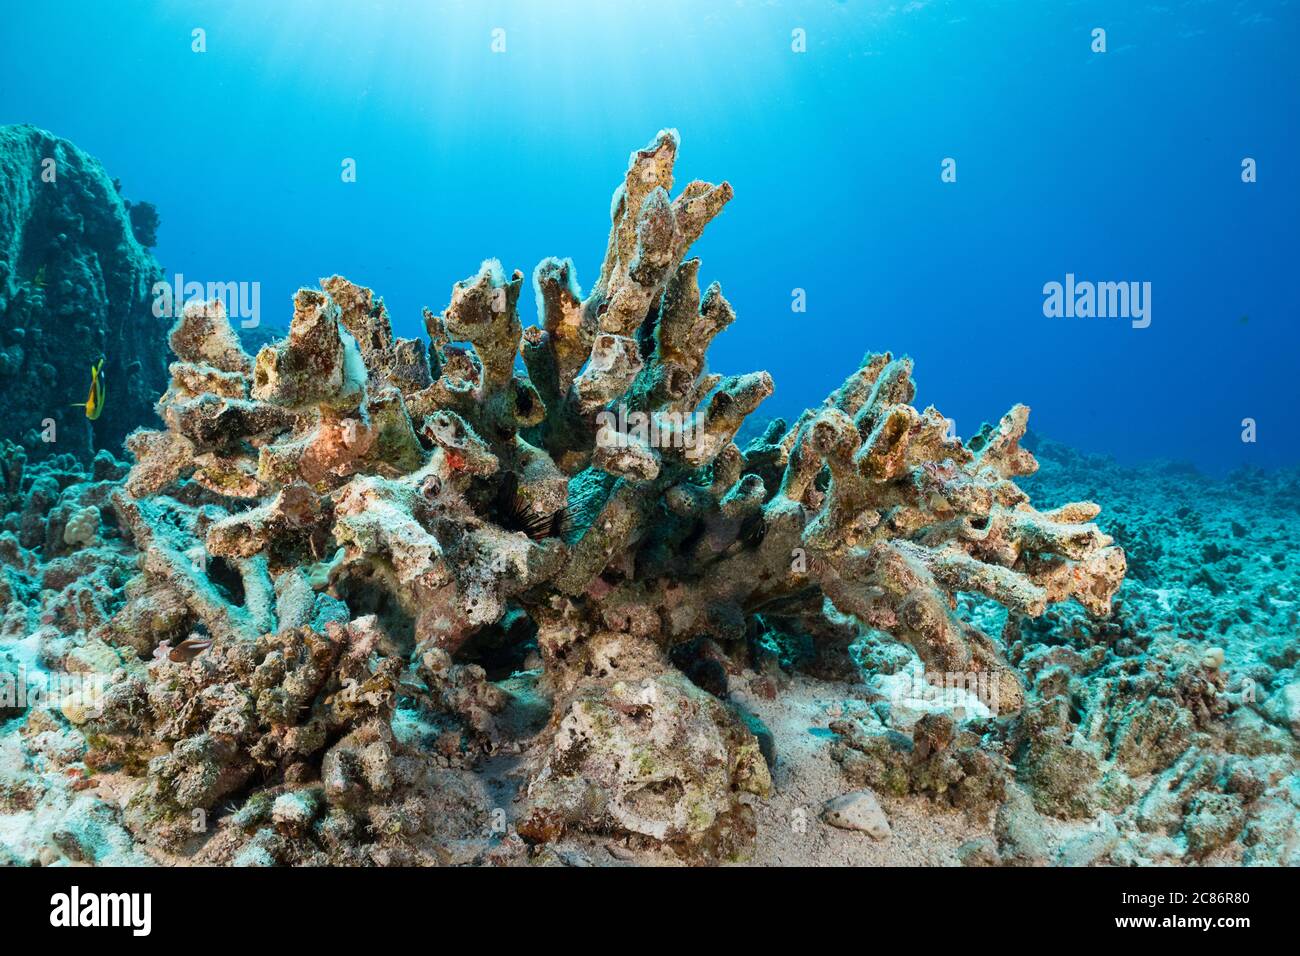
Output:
85,131,1125,857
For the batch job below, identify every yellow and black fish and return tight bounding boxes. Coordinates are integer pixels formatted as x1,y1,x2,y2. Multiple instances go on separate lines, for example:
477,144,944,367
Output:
72,358,106,421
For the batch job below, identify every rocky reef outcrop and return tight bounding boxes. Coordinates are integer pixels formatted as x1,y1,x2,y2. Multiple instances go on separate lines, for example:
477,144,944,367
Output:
11,131,1287,869
0,125,169,462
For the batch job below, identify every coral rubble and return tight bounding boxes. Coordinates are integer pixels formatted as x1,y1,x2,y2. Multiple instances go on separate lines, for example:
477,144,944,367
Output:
3,132,1292,867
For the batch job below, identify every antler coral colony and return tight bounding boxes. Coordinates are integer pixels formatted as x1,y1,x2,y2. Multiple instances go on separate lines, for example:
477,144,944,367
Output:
111,130,1124,849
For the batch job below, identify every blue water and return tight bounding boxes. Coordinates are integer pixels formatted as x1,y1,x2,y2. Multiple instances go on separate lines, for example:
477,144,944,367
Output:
2,0,1296,471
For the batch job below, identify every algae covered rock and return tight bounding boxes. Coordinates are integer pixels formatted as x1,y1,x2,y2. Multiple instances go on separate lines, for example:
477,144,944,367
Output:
1265,681,1300,739
0,125,169,461
821,789,891,839
519,670,770,847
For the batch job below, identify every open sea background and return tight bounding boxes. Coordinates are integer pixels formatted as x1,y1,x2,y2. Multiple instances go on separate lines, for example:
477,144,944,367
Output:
1,0,1296,472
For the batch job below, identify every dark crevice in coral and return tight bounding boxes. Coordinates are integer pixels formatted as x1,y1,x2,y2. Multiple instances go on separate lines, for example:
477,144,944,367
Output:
206,556,246,607
669,638,730,697
454,607,538,681
331,568,415,652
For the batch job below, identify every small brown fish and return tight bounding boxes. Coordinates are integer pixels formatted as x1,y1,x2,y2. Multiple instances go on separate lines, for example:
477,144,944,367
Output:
169,635,212,663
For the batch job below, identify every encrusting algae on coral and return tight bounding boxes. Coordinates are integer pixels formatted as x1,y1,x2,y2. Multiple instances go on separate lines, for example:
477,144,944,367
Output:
1,132,1159,865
